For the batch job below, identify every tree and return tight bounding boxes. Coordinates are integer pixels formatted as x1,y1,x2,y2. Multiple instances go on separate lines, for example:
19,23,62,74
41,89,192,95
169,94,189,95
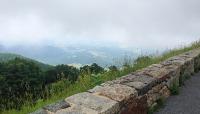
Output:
80,65,91,74
0,58,44,110
0,58,81,111
55,64,80,82
80,63,104,75
108,65,118,71
90,63,104,74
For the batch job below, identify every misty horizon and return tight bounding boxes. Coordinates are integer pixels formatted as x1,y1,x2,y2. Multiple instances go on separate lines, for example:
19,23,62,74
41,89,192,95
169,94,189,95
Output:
0,0,200,66
0,0,200,50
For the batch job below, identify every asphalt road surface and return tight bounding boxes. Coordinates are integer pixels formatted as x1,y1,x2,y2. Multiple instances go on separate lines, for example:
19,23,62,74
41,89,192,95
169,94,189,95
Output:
155,72,200,114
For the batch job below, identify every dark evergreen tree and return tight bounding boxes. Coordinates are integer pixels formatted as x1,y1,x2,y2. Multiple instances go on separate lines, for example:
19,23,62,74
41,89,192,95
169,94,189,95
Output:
108,65,118,71
80,63,104,74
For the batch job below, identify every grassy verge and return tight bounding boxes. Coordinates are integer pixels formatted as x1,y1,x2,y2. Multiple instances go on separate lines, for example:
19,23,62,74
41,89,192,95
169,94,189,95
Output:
2,41,200,114
170,82,180,95
148,97,166,114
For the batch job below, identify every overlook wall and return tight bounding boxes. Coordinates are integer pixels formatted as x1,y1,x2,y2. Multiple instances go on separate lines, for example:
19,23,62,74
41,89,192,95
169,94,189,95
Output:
31,48,200,114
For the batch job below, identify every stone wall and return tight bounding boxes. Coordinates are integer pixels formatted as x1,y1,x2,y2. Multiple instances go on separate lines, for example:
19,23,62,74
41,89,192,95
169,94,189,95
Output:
31,48,200,114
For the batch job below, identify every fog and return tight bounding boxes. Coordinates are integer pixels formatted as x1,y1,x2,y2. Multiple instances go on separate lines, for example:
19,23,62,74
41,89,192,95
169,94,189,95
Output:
0,0,200,49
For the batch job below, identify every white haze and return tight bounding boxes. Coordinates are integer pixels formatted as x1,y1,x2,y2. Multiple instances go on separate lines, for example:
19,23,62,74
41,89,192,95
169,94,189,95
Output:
0,0,200,50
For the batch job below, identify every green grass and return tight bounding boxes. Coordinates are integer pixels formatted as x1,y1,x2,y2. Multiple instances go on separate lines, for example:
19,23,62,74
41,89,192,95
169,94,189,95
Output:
170,82,180,95
2,41,200,114
148,97,166,114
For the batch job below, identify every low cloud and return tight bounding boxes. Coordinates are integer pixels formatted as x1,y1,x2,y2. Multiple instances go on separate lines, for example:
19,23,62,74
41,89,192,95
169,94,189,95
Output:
0,0,200,49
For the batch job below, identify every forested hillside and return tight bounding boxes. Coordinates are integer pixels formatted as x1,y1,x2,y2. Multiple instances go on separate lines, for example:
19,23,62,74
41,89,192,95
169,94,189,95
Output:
0,53,53,71
0,56,105,111
0,53,22,62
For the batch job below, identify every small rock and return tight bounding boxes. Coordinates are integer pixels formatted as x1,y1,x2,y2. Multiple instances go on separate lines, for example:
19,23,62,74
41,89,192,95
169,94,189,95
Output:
29,109,48,114
107,74,156,95
43,100,70,113
89,84,137,102
56,104,97,114
65,92,120,114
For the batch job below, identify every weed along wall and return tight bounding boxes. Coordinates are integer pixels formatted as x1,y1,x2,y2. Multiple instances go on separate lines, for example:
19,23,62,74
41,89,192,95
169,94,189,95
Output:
31,48,200,114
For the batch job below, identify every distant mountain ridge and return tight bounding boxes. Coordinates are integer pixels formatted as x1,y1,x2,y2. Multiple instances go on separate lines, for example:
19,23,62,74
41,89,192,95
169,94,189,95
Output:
0,53,53,71
0,53,22,62
0,45,140,66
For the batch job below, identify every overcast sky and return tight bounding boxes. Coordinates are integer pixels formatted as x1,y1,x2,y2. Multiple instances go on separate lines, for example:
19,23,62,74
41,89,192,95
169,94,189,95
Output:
0,0,200,49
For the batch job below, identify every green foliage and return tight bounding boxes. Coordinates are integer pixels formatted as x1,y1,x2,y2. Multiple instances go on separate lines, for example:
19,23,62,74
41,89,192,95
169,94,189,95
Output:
108,65,118,71
148,97,165,114
148,106,154,114
179,72,191,86
49,79,71,96
156,97,165,107
0,58,80,111
170,82,180,95
44,65,80,84
55,65,80,82
0,53,53,71
0,53,22,62
0,58,44,110
80,63,104,75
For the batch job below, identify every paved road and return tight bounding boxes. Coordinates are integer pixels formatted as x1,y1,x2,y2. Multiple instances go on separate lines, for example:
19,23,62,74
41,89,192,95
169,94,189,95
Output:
155,72,200,114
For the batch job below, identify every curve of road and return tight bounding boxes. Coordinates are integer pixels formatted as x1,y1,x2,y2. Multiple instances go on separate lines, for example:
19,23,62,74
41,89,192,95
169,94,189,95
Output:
155,72,200,114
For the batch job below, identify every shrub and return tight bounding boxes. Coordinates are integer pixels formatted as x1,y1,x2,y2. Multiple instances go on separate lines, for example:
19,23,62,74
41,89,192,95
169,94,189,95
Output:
170,81,180,95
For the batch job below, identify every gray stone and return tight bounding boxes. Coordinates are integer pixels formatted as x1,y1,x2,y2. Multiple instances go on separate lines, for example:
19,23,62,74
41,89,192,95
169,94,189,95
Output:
164,56,186,66
176,56,194,80
182,50,200,58
56,104,97,114
122,74,157,95
119,95,148,114
103,70,158,95
162,55,195,86
194,56,200,72
58,112,84,114
99,73,157,95
146,84,170,107
165,75,179,89
134,64,172,82
101,74,133,86
146,68,170,80
186,49,200,72
29,109,48,114
125,82,144,89
89,84,137,102
88,85,104,93
162,64,180,88
162,56,194,84
43,100,70,113
124,74,157,84
65,92,120,114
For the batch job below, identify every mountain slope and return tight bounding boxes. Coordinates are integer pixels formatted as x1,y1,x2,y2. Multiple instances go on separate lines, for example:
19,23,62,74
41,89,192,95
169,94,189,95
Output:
0,53,53,71
0,45,139,66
